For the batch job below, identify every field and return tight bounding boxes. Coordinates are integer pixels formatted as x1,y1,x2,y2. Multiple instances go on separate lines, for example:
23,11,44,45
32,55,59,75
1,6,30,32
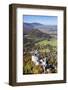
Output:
36,39,57,47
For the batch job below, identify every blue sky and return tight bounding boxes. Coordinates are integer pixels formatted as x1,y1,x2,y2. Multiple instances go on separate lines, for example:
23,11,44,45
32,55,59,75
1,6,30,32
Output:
23,15,57,25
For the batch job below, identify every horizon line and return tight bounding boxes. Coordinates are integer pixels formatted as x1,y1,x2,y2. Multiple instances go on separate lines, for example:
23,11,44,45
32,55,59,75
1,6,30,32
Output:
23,22,57,26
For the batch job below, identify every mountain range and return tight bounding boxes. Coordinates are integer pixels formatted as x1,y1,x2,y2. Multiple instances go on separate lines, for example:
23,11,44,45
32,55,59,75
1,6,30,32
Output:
23,22,57,39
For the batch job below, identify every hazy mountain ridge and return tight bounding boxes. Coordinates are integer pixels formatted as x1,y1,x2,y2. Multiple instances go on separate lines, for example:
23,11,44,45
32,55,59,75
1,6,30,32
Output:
23,22,57,38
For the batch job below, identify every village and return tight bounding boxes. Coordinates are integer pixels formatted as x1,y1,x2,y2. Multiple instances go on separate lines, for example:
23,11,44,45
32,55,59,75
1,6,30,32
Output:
30,48,57,74
23,44,57,74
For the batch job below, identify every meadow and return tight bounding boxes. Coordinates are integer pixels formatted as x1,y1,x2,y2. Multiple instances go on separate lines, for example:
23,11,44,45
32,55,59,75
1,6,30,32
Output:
36,39,57,46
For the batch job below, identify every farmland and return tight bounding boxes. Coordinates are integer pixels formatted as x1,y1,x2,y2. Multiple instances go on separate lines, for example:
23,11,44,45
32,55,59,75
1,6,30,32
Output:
35,39,57,47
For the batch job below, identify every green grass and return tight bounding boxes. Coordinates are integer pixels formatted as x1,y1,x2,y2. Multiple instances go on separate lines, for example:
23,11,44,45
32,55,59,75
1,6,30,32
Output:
36,39,57,47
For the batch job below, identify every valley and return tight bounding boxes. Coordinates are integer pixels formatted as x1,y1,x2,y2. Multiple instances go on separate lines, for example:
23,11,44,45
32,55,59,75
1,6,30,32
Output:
23,22,57,75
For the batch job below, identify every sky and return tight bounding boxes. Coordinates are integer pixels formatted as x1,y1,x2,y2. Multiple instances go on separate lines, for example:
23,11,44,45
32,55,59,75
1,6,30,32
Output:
23,15,57,25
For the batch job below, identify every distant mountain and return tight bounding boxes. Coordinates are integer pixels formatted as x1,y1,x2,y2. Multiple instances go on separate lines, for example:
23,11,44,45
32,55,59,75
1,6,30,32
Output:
30,23,44,28
23,22,57,38
23,23,33,35
38,25,57,34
